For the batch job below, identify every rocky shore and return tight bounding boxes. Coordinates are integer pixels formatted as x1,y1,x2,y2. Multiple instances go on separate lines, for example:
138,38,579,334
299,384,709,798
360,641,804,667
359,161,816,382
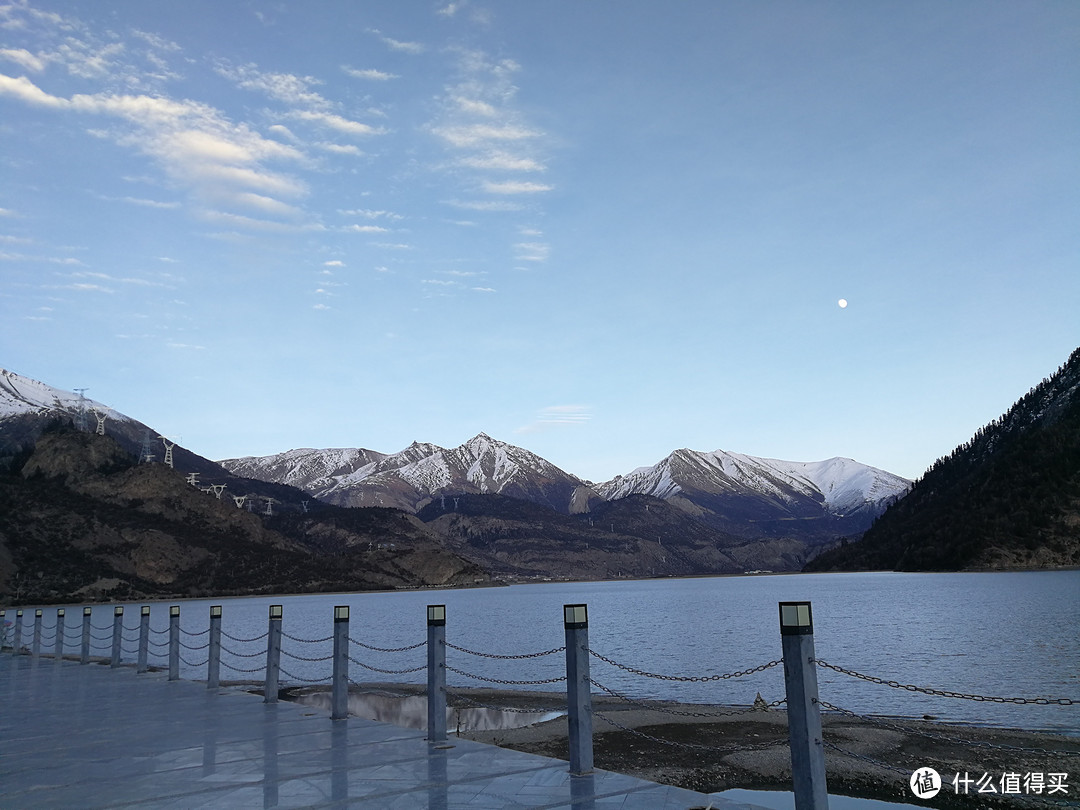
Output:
310,684,1080,809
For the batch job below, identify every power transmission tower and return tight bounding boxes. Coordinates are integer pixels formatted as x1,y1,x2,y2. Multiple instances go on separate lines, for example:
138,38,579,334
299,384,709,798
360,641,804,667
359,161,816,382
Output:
158,437,176,469
138,430,155,463
92,409,107,435
72,389,90,432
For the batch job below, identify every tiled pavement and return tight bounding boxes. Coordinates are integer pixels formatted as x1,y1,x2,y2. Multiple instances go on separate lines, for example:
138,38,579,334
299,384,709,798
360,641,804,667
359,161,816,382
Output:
0,653,769,809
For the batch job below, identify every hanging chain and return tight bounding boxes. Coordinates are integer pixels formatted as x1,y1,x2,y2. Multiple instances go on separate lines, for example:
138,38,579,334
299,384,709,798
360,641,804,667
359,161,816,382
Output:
816,660,1078,705
444,663,566,686
588,649,782,682
443,640,566,660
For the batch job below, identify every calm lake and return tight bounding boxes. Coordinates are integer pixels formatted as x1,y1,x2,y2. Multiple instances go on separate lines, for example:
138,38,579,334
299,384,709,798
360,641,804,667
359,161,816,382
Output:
22,570,1079,734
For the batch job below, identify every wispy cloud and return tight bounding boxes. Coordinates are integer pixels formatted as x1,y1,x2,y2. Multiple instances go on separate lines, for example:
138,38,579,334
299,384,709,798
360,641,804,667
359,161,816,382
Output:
342,66,399,81
514,242,550,262
368,29,425,55
515,405,592,434
483,180,552,194
0,73,311,228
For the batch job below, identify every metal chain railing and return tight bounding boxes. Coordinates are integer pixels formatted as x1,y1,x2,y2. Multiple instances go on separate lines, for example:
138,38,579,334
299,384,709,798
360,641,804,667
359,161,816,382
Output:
181,626,210,637
588,649,782,683
281,631,333,644
221,630,269,644
444,663,566,686
280,648,333,663
349,636,426,654
220,643,267,659
279,665,331,685
179,639,210,651
444,640,566,660
220,660,266,675
179,654,208,667
816,660,1078,705
590,677,786,718
345,654,425,676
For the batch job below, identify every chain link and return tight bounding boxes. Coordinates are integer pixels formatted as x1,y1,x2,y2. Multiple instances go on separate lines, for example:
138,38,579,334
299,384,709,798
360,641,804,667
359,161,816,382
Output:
281,631,333,644
279,665,331,685
444,663,567,686
221,644,267,659
821,740,911,775
221,660,266,674
179,654,208,667
346,654,426,675
349,637,426,654
444,640,566,660
589,677,785,718
179,639,210,651
180,626,211,637
816,660,1078,705
221,630,269,644
280,648,333,663
588,650,782,683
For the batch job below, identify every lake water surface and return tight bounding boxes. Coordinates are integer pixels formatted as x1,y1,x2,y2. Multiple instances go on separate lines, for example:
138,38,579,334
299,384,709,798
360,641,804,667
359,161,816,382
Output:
26,570,1079,734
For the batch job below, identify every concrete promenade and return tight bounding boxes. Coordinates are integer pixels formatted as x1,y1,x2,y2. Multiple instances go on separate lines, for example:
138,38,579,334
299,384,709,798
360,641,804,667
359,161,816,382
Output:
0,653,767,809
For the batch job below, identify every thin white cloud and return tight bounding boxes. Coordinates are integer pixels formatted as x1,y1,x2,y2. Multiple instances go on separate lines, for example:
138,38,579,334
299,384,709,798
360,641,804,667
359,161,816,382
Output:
0,47,46,71
324,260,345,267
459,153,544,172
317,142,363,155
514,242,550,261
342,66,399,81
344,224,389,233
472,286,495,292
483,180,552,194
369,30,425,55
445,199,523,212
515,405,592,434
289,110,384,137
339,209,403,220
432,122,538,148
215,61,330,109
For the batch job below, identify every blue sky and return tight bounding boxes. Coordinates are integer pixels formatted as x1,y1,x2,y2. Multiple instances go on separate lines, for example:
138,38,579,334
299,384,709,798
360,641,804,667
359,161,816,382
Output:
1,0,1077,484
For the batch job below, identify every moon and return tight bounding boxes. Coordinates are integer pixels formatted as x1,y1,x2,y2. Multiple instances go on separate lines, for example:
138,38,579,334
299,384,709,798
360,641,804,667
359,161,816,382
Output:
838,298,848,309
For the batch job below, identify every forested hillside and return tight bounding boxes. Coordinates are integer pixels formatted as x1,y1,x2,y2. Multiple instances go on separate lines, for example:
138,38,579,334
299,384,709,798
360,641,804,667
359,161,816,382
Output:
806,348,1080,571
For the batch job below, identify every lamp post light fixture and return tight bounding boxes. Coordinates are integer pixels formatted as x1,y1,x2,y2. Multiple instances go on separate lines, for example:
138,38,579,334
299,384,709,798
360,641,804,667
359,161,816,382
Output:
779,602,813,635
170,605,180,618
269,604,283,620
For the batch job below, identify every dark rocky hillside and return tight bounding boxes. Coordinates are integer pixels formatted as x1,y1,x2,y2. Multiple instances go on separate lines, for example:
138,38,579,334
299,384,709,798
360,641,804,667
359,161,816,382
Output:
0,428,487,604
806,348,1080,572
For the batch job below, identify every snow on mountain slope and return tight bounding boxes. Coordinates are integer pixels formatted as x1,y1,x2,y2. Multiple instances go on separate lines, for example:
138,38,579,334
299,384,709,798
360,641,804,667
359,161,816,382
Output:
0,368,124,421
221,447,386,492
595,447,910,534
222,433,594,513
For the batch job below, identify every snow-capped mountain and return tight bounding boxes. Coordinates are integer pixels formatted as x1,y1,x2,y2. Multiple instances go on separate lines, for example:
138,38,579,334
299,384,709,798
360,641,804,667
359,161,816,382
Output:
1,368,124,422
222,433,596,514
595,448,910,540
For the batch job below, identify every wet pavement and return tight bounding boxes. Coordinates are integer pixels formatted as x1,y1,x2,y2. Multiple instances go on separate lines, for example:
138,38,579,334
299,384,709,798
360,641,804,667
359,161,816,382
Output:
0,652,769,809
